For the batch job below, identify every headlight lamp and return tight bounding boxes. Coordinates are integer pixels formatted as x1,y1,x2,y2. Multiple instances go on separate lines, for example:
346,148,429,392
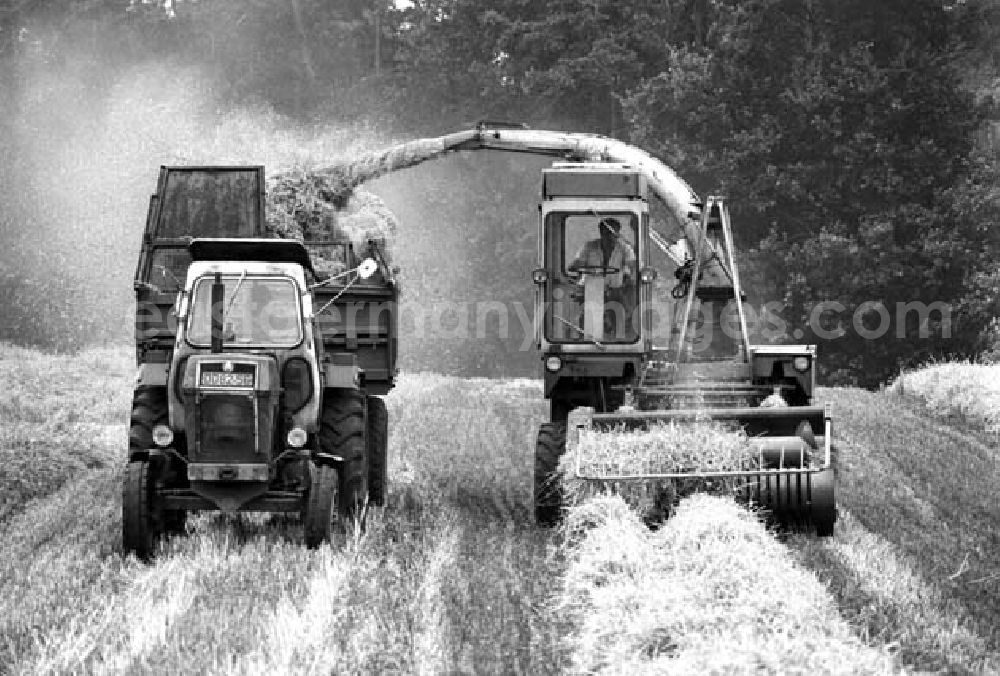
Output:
286,427,308,448
152,425,174,447
793,356,811,372
545,356,562,373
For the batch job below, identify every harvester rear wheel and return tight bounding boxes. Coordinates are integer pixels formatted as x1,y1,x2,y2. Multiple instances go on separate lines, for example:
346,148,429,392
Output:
303,462,340,548
534,422,566,527
320,390,368,524
122,460,161,560
366,395,388,507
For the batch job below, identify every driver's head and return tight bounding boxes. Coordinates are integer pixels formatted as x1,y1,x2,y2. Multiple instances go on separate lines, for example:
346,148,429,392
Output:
599,217,621,240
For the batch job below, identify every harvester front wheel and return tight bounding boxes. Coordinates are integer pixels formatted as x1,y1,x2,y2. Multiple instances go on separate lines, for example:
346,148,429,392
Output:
122,460,161,560
366,395,388,507
320,390,368,524
303,462,340,548
534,422,566,527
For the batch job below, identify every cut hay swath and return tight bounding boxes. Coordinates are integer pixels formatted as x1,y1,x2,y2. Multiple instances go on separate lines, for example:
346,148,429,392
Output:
559,409,759,520
889,361,1000,434
557,494,897,674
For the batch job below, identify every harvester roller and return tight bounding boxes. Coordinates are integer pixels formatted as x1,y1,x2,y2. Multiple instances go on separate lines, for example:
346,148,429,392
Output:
750,467,836,537
566,405,836,536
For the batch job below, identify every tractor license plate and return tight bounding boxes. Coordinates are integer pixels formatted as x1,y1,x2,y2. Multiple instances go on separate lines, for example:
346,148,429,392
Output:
200,370,255,388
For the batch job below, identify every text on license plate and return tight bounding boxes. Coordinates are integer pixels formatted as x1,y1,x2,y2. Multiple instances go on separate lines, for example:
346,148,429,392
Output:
200,371,254,388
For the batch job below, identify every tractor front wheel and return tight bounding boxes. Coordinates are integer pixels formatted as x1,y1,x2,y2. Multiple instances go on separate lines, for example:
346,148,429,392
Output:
122,460,162,559
128,387,186,534
303,462,340,548
534,422,567,527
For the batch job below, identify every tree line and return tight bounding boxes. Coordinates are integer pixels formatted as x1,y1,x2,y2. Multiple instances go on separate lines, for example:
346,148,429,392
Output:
1,0,998,385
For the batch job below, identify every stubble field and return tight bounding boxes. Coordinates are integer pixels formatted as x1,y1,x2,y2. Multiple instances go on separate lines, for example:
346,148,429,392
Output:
1,344,998,674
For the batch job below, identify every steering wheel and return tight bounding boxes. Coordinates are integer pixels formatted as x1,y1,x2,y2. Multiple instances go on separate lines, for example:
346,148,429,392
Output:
568,264,620,276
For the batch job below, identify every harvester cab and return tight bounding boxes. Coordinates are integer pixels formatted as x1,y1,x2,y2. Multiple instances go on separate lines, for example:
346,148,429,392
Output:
532,164,836,536
125,166,397,559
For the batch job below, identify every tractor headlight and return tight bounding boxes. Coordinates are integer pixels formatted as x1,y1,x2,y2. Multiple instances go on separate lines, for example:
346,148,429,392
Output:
152,424,174,447
286,427,308,448
793,356,811,372
545,356,562,373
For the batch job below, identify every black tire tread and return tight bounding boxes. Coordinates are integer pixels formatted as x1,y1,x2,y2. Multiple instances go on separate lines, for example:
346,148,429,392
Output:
534,422,567,527
127,387,186,535
366,395,388,507
123,460,157,559
320,389,368,517
304,463,339,548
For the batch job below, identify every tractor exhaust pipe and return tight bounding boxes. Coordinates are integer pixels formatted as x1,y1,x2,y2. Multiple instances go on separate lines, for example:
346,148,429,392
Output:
210,272,224,353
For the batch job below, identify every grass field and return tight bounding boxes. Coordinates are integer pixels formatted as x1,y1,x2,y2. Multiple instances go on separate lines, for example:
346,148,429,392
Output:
1,343,999,674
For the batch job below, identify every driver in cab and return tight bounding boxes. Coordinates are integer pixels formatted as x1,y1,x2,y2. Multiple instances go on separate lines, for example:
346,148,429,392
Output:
569,218,635,289
569,217,635,288
568,217,637,337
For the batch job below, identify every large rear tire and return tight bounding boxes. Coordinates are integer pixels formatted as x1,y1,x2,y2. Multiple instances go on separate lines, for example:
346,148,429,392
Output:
366,395,388,507
320,389,368,522
303,462,340,548
534,422,566,527
122,460,161,560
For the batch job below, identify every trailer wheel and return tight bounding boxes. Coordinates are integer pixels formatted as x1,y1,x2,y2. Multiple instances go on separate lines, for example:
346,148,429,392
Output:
534,422,567,527
320,390,368,523
303,462,340,548
366,395,388,507
122,460,161,560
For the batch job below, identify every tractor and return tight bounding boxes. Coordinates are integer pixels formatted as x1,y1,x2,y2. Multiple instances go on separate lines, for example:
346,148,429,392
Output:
125,166,397,558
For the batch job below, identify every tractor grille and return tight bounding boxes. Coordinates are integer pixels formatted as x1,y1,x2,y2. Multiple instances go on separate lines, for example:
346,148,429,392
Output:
195,394,257,463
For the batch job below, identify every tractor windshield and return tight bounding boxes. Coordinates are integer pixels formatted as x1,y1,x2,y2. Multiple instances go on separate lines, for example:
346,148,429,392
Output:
544,212,639,344
187,275,302,348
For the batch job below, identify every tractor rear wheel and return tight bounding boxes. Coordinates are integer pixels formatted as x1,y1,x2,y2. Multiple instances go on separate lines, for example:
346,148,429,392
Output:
320,389,368,523
303,462,340,548
534,422,567,527
122,460,161,559
366,395,388,507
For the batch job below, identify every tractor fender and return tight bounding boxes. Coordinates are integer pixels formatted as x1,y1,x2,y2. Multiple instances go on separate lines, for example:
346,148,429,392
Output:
312,451,345,467
135,362,169,388
127,447,169,467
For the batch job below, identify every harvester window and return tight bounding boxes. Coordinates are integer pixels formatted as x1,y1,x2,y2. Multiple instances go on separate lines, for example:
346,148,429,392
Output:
187,276,302,348
544,212,639,344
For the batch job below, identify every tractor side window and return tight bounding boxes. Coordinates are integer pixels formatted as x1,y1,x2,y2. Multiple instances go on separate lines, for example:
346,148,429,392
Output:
187,276,302,348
